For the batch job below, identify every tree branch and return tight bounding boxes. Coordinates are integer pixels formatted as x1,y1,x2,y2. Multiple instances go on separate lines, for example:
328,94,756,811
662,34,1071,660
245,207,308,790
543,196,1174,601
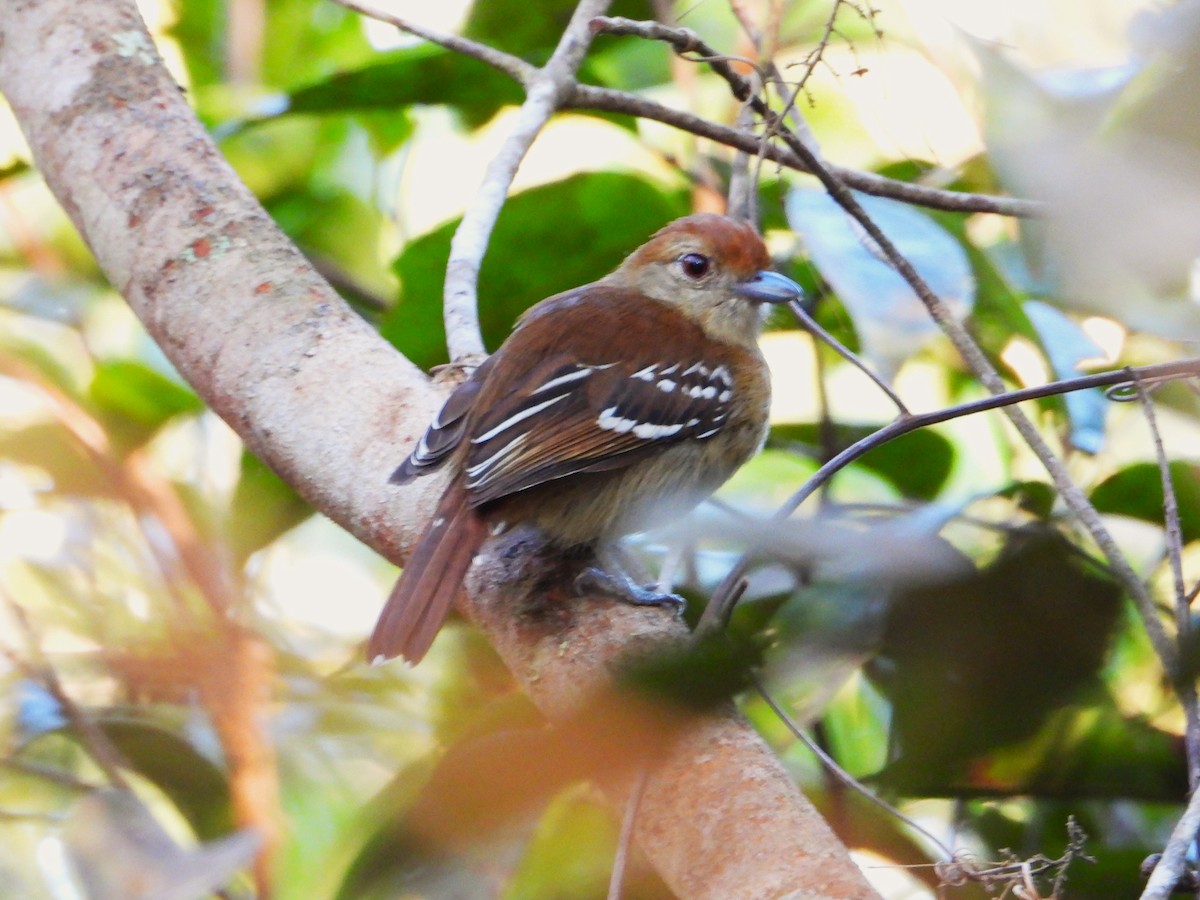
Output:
442,0,614,361
0,1,878,895
330,0,1041,218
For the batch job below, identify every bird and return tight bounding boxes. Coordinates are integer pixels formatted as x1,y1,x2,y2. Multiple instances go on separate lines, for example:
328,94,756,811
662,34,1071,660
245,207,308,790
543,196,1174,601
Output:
369,213,803,664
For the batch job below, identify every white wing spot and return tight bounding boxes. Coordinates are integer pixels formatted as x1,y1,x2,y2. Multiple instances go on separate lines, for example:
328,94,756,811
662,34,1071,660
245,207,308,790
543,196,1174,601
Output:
466,434,527,478
657,379,677,393
471,394,567,443
712,365,732,385
659,363,680,375
632,422,684,440
695,427,721,439
631,364,657,382
598,407,637,433
532,367,592,394
718,389,733,403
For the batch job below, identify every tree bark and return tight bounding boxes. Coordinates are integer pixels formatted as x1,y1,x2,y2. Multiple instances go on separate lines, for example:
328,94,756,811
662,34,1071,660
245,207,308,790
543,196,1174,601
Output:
0,2,880,896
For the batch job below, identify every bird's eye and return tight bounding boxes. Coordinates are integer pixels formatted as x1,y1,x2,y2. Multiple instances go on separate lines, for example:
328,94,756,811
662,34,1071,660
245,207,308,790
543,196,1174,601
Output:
679,253,711,280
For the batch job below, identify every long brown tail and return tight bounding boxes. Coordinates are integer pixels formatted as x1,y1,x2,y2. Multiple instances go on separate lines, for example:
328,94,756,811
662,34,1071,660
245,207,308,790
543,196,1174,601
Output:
367,480,487,665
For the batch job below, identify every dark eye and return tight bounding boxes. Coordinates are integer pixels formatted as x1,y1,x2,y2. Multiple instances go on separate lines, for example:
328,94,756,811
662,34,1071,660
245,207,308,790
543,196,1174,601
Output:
679,253,711,280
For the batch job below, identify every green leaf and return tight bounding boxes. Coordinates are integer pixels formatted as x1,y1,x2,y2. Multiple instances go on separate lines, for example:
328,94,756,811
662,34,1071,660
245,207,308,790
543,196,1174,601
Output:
89,360,203,437
287,44,523,130
385,173,688,370
871,531,1123,787
100,720,234,840
1090,461,1200,544
228,451,312,564
463,0,653,65
769,423,956,501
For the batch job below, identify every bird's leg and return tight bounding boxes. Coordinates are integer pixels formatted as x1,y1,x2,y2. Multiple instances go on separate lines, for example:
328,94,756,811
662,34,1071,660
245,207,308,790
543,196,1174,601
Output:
574,545,686,616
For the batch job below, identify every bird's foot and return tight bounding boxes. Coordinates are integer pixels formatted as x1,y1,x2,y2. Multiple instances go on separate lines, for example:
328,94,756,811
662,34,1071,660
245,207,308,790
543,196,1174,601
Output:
575,566,686,617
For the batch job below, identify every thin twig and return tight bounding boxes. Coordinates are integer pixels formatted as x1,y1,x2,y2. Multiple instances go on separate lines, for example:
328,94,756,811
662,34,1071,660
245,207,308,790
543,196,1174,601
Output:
440,0,614,361
751,672,954,860
1133,373,1200,794
331,2,1042,217
784,298,909,415
329,0,535,83
697,358,1200,634
608,767,649,900
1143,785,1200,900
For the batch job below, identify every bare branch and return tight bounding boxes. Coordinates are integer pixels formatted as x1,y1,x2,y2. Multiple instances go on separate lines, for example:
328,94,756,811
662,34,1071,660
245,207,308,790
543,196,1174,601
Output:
329,0,535,84
1142,786,1200,899
442,0,614,361
332,3,1041,217
1133,374,1200,792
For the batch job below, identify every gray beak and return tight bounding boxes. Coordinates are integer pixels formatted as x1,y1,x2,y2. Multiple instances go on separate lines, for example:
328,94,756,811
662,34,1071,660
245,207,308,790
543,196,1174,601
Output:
735,270,805,304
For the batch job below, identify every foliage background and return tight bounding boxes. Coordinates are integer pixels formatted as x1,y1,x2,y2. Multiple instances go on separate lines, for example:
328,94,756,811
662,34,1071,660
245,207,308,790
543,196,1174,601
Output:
0,0,1197,897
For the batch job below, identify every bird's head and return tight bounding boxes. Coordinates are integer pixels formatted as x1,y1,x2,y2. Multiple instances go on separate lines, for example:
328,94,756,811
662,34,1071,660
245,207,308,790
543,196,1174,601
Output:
609,214,803,346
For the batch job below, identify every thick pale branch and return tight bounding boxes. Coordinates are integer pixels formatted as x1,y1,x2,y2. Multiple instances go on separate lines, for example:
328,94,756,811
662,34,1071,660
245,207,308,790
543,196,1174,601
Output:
0,1,878,896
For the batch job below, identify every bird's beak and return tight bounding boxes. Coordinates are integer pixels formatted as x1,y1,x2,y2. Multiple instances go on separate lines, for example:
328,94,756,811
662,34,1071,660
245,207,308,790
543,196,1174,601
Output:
735,270,805,305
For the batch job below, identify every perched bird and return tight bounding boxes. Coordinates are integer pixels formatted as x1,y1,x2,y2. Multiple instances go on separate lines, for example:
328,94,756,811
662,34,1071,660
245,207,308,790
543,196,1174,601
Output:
370,214,802,664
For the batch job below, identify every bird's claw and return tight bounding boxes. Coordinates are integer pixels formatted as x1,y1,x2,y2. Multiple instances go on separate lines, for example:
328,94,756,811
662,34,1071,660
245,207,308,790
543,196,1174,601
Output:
575,567,686,618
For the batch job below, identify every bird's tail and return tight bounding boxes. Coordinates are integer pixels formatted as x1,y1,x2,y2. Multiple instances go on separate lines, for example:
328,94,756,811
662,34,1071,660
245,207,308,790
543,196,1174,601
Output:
367,480,487,665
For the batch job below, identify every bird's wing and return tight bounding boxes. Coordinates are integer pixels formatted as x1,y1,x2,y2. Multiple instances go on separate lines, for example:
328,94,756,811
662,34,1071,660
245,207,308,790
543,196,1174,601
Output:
463,351,738,505
390,356,497,485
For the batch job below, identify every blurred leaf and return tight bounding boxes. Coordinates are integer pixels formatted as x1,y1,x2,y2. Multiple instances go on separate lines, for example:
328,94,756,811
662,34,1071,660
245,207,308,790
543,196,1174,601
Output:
287,44,523,130
15,680,68,739
260,0,374,90
619,630,761,711
165,0,224,88
1091,461,1200,544
971,700,1185,801
786,186,975,380
0,422,112,497
1022,301,1108,453
463,0,653,65
228,451,313,564
99,719,234,841
0,159,31,182
386,173,688,370
503,789,620,900
975,33,1200,336
770,423,956,500
967,239,1041,374
871,531,1123,787
997,480,1058,520
763,509,972,722
64,787,256,900
89,360,203,441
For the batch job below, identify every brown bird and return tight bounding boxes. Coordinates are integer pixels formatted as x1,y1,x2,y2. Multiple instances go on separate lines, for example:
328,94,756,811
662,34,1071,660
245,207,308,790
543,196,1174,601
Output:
370,214,802,664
